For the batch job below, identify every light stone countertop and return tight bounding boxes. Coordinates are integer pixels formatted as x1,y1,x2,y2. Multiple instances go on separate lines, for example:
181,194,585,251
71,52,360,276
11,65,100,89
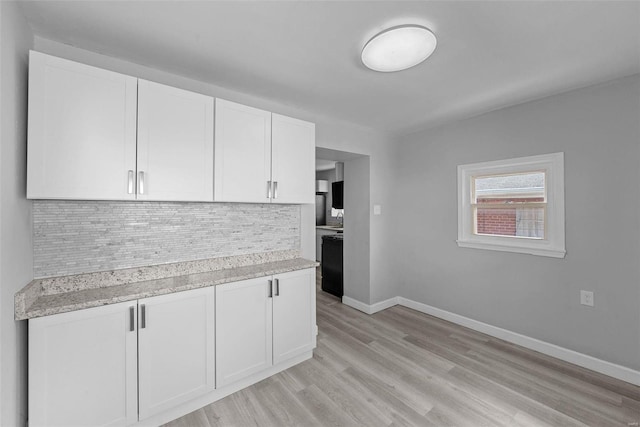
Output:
316,225,343,232
15,251,317,320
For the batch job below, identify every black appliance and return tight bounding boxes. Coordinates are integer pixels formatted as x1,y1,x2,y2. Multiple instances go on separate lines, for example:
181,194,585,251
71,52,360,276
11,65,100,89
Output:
321,234,343,298
331,181,344,209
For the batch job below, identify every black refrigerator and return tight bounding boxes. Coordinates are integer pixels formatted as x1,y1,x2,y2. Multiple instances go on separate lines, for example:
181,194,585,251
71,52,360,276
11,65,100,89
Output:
321,234,343,298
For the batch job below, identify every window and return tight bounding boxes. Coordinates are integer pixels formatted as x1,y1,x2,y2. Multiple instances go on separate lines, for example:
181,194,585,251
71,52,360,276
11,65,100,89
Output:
457,152,565,258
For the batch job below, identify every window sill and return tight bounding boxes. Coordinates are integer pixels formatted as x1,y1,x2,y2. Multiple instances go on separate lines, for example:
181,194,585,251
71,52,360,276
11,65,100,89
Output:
456,240,566,258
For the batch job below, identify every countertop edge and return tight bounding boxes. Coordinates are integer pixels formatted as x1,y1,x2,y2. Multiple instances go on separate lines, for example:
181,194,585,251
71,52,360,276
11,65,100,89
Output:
316,225,343,231
14,280,41,321
17,258,318,321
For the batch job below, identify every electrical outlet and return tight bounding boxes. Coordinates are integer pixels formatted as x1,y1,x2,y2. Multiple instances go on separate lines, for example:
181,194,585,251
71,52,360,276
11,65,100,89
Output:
580,290,594,307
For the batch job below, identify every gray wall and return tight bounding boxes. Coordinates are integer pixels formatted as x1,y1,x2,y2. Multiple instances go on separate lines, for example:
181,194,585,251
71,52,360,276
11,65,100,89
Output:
33,201,300,278
394,74,640,370
314,120,398,305
344,156,371,303
0,2,33,425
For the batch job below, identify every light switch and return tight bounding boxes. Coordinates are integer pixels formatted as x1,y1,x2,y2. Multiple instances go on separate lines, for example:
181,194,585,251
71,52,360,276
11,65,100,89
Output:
373,204,381,215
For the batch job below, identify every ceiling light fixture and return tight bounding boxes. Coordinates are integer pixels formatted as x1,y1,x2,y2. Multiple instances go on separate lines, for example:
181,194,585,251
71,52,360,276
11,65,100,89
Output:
361,25,437,72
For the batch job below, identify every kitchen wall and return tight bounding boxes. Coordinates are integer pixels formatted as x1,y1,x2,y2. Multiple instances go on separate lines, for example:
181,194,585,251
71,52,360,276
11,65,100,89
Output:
33,37,400,306
0,2,33,425
393,74,640,371
314,120,398,305
344,156,371,304
33,201,300,278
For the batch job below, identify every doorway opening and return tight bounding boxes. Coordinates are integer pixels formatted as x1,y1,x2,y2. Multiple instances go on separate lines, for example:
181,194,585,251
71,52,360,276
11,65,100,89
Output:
314,147,370,303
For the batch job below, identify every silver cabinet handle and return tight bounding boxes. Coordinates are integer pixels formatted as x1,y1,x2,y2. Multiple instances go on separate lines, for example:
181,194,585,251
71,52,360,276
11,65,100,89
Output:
127,170,134,194
273,181,278,199
129,306,135,332
267,181,272,199
138,171,145,195
268,280,273,298
140,304,146,328
275,278,280,296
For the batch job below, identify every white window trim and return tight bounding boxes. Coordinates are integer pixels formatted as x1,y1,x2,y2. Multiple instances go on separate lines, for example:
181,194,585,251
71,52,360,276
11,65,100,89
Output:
457,152,566,258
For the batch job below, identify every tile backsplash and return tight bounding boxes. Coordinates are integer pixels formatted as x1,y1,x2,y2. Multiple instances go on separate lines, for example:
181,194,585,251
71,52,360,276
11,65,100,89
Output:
33,201,300,278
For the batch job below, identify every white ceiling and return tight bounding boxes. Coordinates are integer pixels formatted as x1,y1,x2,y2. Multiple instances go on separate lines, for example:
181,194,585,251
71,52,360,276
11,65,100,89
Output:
18,1,640,136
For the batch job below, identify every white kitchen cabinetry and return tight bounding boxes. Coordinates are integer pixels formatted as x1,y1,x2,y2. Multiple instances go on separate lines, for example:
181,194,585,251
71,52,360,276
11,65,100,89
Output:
29,287,215,426
137,80,214,202
137,287,215,420
272,269,316,364
215,276,273,387
271,113,315,204
28,52,315,204
28,269,315,426
214,99,315,204
29,301,138,427
27,51,137,200
215,268,315,387
214,99,272,203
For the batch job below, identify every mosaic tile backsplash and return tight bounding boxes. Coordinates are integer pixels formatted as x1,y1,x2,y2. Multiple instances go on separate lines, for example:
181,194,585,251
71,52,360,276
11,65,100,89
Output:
33,201,300,278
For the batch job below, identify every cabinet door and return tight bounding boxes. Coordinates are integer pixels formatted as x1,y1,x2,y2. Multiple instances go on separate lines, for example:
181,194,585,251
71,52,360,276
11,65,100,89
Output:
215,277,273,387
273,268,316,364
27,51,137,200
29,301,138,426
137,287,215,420
137,80,214,201
271,114,315,204
214,99,272,203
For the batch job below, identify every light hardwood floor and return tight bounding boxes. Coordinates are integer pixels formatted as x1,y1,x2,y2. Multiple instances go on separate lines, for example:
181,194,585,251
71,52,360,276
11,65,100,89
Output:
164,270,640,426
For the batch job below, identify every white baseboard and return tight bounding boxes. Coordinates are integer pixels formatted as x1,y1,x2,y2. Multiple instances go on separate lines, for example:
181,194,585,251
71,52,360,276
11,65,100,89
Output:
342,296,398,315
341,295,640,386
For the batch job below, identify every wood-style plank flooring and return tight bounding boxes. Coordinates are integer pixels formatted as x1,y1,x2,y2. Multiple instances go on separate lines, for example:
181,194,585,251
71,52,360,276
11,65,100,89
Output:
165,269,640,426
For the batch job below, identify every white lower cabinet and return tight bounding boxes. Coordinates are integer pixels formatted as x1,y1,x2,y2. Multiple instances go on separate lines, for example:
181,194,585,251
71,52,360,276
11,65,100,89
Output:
29,301,138,427
28,288,214,426
216,268,315,387
215,277,273,387
137,287,215,420
273,269,316,364
28,269,315,426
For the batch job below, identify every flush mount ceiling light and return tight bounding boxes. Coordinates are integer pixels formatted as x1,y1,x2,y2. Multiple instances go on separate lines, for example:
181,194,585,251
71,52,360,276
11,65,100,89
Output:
361,25,437,72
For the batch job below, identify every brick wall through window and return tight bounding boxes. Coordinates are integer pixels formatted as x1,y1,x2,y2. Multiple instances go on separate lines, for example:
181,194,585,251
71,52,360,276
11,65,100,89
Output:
476,197,544,237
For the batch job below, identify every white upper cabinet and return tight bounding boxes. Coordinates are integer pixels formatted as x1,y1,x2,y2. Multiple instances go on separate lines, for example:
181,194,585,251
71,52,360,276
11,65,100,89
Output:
27,52,314,203
271,114,315,204
137,287,215,420
137,80,214,202
214,99,315,204
214,99,272,203
27,51,137,200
